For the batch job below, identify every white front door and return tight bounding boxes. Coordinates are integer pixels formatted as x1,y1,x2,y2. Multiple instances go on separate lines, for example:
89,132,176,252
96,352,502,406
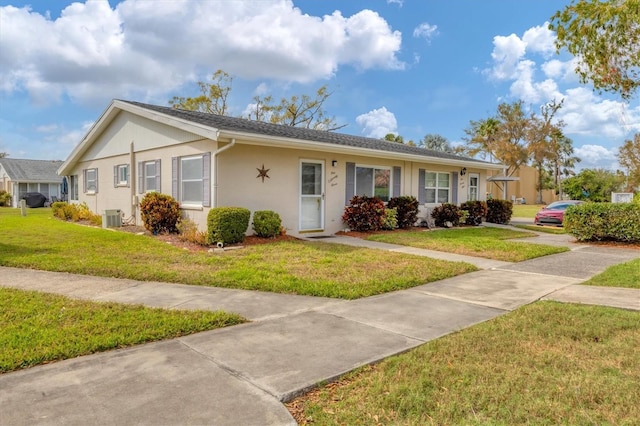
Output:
469,173,479,201
300,160,324,231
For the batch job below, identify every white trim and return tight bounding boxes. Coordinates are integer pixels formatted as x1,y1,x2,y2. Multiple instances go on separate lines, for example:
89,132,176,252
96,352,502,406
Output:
299,159,325,232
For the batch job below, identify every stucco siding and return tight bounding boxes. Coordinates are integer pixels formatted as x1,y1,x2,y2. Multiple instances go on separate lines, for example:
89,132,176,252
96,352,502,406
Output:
83,111,204,161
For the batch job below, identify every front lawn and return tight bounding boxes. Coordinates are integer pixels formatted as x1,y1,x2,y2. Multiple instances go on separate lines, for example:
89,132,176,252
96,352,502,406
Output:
288,302,640,424
0,208,476,299
366,227,568,262
0,287,245,373
512,204,545,218
515,223,567,234
582,257,640,289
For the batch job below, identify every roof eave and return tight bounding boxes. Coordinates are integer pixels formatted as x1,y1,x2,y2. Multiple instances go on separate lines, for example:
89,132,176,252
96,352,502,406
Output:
219,130,504,170
58,100,221,176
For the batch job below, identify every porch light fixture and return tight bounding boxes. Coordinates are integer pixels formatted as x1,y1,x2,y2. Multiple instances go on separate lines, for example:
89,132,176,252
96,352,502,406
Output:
460,167,467,176
332,160,338,167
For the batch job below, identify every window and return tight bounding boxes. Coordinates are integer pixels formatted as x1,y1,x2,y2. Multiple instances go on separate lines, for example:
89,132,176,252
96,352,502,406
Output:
425,172,450,203
172,153,210,207
114,164,129,187
83,168,98,194
355,166,391,202
139,160,160,193
469,173,479,201
70,175,79,201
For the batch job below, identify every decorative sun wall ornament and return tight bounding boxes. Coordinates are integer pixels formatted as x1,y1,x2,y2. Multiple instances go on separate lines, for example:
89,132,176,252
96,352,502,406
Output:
256,164,270,182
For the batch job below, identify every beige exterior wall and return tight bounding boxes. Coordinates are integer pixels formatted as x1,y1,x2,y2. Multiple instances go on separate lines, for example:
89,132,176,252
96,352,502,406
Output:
66,111,495,237
487,165,556,205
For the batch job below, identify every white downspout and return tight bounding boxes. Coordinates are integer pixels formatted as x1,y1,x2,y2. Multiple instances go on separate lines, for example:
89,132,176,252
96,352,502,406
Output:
130,141,136,224
213,138,236,208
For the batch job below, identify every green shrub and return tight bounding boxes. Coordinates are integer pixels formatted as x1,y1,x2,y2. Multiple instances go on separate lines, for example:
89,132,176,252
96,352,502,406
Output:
634,192,640,205
252,210,282,238
387,196,419,228
207,207,250,245
139,193,181,234
176,218,208,246
431,203,463,227
564,202,640,242
382,208,398,230
460,200,488,226
0,190,11,207
486,199,513,224
342,196,386,232
51,201,102,225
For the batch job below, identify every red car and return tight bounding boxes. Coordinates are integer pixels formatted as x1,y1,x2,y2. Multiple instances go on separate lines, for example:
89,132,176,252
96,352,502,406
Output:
534,200,584,226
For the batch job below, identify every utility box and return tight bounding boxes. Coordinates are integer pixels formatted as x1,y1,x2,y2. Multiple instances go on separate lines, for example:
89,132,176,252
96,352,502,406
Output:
103,209,122,228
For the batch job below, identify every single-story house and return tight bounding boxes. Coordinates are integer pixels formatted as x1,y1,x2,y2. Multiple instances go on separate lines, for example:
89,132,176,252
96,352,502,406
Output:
58,100,504,237
487,165,556,205
0,158,65,208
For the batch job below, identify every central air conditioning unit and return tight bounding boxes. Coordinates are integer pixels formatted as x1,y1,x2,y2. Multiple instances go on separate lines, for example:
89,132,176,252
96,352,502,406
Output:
103,209,122,228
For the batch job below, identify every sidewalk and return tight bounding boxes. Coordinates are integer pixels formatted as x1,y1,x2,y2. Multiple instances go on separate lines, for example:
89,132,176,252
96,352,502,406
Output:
1,234,639,425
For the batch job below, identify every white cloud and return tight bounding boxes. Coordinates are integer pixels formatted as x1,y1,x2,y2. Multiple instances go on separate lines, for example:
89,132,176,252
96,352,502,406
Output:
356,107,397,138
574,144,619,169
387,0,403,6
487,34,527,80
522,23,555,57
413,23,438,43
559,87,640,138
0,0,404,106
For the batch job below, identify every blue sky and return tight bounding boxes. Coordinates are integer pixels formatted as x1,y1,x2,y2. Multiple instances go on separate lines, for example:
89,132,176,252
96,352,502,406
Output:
1,0,638,170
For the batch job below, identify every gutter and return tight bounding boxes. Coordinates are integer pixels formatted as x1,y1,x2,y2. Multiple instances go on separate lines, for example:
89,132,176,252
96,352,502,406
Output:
213,138,236,207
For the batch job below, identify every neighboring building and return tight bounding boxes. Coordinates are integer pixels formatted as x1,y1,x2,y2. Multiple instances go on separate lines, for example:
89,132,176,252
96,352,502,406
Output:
0,158,64,208
58,100,504,237
487,165,556,205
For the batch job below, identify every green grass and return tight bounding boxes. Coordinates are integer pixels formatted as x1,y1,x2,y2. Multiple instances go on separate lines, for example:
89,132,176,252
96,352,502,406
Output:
582,258,640,289
0,208,476,299
366,227,568,262
0,287,245,373
512,204,545,218
288,302,640,425
515,223,567,234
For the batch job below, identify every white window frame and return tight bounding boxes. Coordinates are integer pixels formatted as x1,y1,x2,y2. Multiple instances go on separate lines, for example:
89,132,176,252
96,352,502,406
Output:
84,168,98,194
180,155,204,206
354,164,392,202
70,175,79,201
144,161,158,192
425,171,450,204
115,164,129,187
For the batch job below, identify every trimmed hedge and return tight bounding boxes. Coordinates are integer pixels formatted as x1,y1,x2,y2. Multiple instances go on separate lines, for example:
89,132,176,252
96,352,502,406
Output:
342,196,386,231
207,207,250,245
387,196,419,228
486,199,513,224
252,210,282,238
460,200,488,226
140,193,181,234
431,203,463,227
564,202,640,242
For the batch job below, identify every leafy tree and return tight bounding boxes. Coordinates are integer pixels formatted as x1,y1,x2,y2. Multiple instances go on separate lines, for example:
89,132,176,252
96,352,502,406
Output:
0,152,7,158
384,133,404,144
550,0,640,100
527,100,564,203
562,168,624,202
169,69,232,115
421,134,452,152
617,133,640,190
170,70,345,131
259,85,346,131
462,101,529,177
548,131,581,196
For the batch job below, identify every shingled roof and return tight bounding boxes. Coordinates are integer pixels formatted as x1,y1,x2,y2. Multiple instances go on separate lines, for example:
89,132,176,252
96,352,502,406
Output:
0,158,63,182
121,100,494,166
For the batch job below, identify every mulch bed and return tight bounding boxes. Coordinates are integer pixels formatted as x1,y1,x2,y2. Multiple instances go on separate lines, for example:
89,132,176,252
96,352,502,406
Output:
116,224,298,252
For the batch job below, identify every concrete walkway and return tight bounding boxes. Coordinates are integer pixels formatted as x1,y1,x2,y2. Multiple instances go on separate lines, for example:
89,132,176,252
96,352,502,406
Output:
1,233,639,426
